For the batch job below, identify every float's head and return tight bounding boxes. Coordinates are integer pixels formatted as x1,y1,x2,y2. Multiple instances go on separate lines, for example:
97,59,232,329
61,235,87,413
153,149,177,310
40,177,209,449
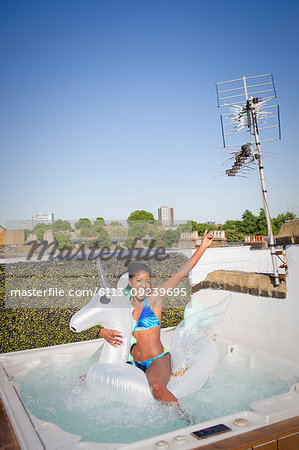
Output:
70,293,115,333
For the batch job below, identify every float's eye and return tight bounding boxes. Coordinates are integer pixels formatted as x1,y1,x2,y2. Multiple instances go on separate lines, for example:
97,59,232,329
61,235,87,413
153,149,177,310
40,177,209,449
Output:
99,295,111,305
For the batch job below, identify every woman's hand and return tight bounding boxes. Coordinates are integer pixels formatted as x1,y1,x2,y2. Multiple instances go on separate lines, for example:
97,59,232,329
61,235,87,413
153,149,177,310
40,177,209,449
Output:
201,229,213,249
100,328,123,347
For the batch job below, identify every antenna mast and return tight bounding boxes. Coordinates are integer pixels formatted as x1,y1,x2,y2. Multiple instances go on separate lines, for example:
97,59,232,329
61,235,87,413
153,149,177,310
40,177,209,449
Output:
215,74,281,286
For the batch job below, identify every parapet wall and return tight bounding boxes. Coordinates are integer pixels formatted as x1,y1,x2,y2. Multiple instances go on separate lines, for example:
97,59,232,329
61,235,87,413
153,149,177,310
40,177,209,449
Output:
276,220,299,246
192,270,287,298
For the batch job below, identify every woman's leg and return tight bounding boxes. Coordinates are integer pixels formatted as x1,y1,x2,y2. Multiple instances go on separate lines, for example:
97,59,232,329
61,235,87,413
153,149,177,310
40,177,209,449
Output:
146,354,178,404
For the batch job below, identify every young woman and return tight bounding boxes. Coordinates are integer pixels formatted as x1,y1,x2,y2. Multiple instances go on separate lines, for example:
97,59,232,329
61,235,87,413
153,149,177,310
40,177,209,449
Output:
100,230,213,405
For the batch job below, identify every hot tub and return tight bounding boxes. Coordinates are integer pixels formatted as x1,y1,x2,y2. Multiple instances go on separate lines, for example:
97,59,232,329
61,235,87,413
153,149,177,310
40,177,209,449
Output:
1,329,299,449
1,245,299,449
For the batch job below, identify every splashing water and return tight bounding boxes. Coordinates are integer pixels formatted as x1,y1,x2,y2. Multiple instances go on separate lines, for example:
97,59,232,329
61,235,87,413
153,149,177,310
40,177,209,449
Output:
16,353,296,444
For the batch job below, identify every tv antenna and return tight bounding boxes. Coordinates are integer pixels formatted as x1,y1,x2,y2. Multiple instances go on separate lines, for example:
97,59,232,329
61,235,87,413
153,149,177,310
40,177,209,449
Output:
215,74,281,286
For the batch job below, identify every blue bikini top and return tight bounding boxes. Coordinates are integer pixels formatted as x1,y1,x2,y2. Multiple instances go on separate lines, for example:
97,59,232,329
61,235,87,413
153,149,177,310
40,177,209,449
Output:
123,289,160,331
133,297,161,331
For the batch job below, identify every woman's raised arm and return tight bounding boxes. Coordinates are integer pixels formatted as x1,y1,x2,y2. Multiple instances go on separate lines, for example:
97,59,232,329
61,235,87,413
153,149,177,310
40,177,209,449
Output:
153,230,213,303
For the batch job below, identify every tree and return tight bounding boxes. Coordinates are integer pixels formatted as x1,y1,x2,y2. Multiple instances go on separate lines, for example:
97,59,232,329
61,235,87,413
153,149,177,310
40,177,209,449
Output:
146,221,162,233
24,229,32,240
75,218,93,237
93,228,111,247
151,234,167,248
272,212,296,235
124,236,136,248
86,228,111,249
128,221,148,238
221,218,244,242
254,209,296,236
221,209,297,238
162,229,180,247
109,221,123,227
127,210,154,223
223,219,242,232
93,217,106,234
52,219,73,232
191,221,218,235
256,209,268,235
33,223,49,240
53,232,73,250
240,210,258,235
225,229,244,243
176,222,192,234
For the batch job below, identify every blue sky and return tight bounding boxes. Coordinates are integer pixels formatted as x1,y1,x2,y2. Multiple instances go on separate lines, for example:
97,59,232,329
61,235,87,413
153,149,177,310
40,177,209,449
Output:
1,0,298,225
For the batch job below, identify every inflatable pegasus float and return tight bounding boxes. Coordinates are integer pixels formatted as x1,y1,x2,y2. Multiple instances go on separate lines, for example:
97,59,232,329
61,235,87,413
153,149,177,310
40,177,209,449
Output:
70,260,231,403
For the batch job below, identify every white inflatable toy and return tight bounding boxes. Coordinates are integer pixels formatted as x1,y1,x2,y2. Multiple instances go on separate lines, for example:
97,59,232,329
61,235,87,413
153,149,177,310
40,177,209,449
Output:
70,260,231,403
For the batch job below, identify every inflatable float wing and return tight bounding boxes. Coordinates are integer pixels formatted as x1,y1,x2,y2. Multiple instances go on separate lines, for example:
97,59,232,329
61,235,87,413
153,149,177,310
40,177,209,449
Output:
70,264,231,403
168,294,231,398
183,294,231,330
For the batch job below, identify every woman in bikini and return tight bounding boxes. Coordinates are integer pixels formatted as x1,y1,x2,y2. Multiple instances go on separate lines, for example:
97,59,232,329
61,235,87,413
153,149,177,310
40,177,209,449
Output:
100,230,213,405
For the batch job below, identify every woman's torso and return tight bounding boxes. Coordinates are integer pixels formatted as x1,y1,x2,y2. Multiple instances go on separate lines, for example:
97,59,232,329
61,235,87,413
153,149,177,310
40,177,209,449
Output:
130,295,163,362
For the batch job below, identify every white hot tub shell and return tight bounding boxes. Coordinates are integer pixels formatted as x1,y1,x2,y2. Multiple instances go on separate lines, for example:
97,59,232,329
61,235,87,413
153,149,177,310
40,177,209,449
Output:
1,244,299,449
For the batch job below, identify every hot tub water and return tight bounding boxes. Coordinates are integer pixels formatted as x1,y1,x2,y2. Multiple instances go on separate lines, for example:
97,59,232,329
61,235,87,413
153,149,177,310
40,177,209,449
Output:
16,352,296,444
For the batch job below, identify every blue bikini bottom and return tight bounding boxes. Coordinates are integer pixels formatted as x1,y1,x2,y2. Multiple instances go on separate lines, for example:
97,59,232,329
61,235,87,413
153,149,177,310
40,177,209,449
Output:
130,348,170,373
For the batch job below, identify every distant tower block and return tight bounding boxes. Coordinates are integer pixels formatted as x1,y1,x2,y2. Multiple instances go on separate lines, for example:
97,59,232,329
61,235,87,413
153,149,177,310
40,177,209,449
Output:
32,212,54,226
158,206,174,226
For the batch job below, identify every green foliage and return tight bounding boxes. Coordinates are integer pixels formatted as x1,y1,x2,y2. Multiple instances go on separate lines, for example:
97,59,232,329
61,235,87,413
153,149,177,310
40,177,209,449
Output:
52,220,73,232
128,221,148,238
161,308,184,328
223,219,242,231
126,221,192,249
86,228,111,248
24,229,32,240
127,210,154,222
109,221,123,227
240,210,258,235
222,209,297,240
0,264,101,353
150,235,167,248
93,217,106,233
191,221,217,235
222,219,244,242
176,222,192,234
224,229,245,243
146,221,162,233
191,221,198,231
33,223,49,240
75,218,93,238
124,236,135,248
86,240,100,249
272,212,296,235
256,209,268,236
53,232,73,250
162,229,181,247
143,223,193,248
0,253,189,352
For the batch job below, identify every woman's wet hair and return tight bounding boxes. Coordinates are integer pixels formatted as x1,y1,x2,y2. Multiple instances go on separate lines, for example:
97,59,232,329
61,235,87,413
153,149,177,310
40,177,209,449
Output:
127,262,152,278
